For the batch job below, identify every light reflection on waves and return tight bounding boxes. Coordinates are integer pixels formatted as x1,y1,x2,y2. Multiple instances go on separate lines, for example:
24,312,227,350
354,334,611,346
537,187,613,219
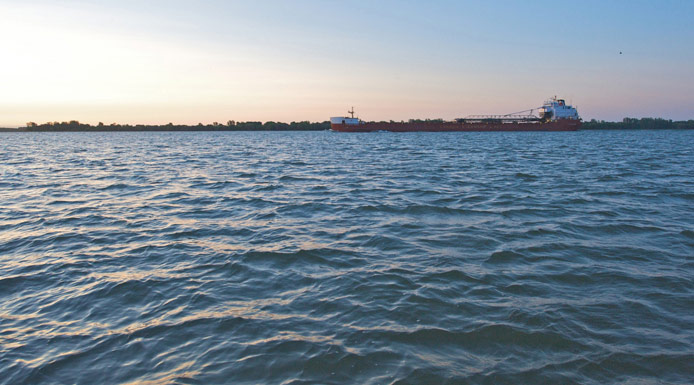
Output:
1,130,694,384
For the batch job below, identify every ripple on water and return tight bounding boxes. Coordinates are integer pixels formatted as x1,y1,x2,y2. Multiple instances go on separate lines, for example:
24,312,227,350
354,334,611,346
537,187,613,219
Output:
1,130,693,384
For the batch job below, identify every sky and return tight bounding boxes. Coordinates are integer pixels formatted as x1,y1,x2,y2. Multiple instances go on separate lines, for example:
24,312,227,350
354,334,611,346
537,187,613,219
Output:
1,0,693,126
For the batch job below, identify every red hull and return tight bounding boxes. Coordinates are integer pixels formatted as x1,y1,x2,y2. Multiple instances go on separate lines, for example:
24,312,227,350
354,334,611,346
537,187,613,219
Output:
331,119,581,132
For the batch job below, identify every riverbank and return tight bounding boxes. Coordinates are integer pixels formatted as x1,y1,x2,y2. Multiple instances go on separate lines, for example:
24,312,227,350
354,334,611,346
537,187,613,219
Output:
3,121,330,132
2,117,693,132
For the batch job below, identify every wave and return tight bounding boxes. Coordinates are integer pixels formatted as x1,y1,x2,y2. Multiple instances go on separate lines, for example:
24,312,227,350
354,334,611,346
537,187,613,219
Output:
2,130,694,384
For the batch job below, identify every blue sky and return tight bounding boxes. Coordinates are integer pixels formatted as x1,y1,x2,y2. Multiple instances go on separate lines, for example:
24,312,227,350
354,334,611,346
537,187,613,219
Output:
1,0,692,126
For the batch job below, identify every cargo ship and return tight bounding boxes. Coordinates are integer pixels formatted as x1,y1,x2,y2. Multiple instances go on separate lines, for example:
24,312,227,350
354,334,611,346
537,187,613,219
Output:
330,97,581,132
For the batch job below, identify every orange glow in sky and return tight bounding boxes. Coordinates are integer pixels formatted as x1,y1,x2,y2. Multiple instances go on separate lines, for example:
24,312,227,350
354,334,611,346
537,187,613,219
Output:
1,1,693,127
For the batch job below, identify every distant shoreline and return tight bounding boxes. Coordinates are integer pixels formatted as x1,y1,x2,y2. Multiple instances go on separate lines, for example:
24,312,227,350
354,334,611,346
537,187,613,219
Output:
0,127,328,132
3,120,331,132
5,128,693,132
2,118,693,132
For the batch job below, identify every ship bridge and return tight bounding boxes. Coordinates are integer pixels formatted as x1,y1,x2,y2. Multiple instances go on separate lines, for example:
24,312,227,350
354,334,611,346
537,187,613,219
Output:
539,97,579,121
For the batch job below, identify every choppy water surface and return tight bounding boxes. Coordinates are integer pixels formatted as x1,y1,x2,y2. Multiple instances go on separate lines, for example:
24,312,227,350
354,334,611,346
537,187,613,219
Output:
1,130,693,384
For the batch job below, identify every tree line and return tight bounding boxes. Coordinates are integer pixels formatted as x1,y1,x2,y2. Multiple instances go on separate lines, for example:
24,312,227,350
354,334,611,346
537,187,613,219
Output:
17,120,331,132
3,117,694,132
582,118,694,130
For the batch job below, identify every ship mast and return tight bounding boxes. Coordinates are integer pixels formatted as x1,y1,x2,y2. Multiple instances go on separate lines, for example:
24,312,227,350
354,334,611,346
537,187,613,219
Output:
348,107,355,119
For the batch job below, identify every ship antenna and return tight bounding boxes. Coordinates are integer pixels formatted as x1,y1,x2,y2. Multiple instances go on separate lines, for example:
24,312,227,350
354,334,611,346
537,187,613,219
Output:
348,107,355,119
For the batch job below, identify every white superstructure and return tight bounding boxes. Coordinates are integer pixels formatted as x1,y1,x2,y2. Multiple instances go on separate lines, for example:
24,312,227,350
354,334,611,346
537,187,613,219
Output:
331,107,361,126
539,97,579,121
330,117,360,125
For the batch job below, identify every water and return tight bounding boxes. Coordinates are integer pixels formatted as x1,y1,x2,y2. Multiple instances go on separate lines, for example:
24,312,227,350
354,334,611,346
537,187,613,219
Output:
1,130,693,384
